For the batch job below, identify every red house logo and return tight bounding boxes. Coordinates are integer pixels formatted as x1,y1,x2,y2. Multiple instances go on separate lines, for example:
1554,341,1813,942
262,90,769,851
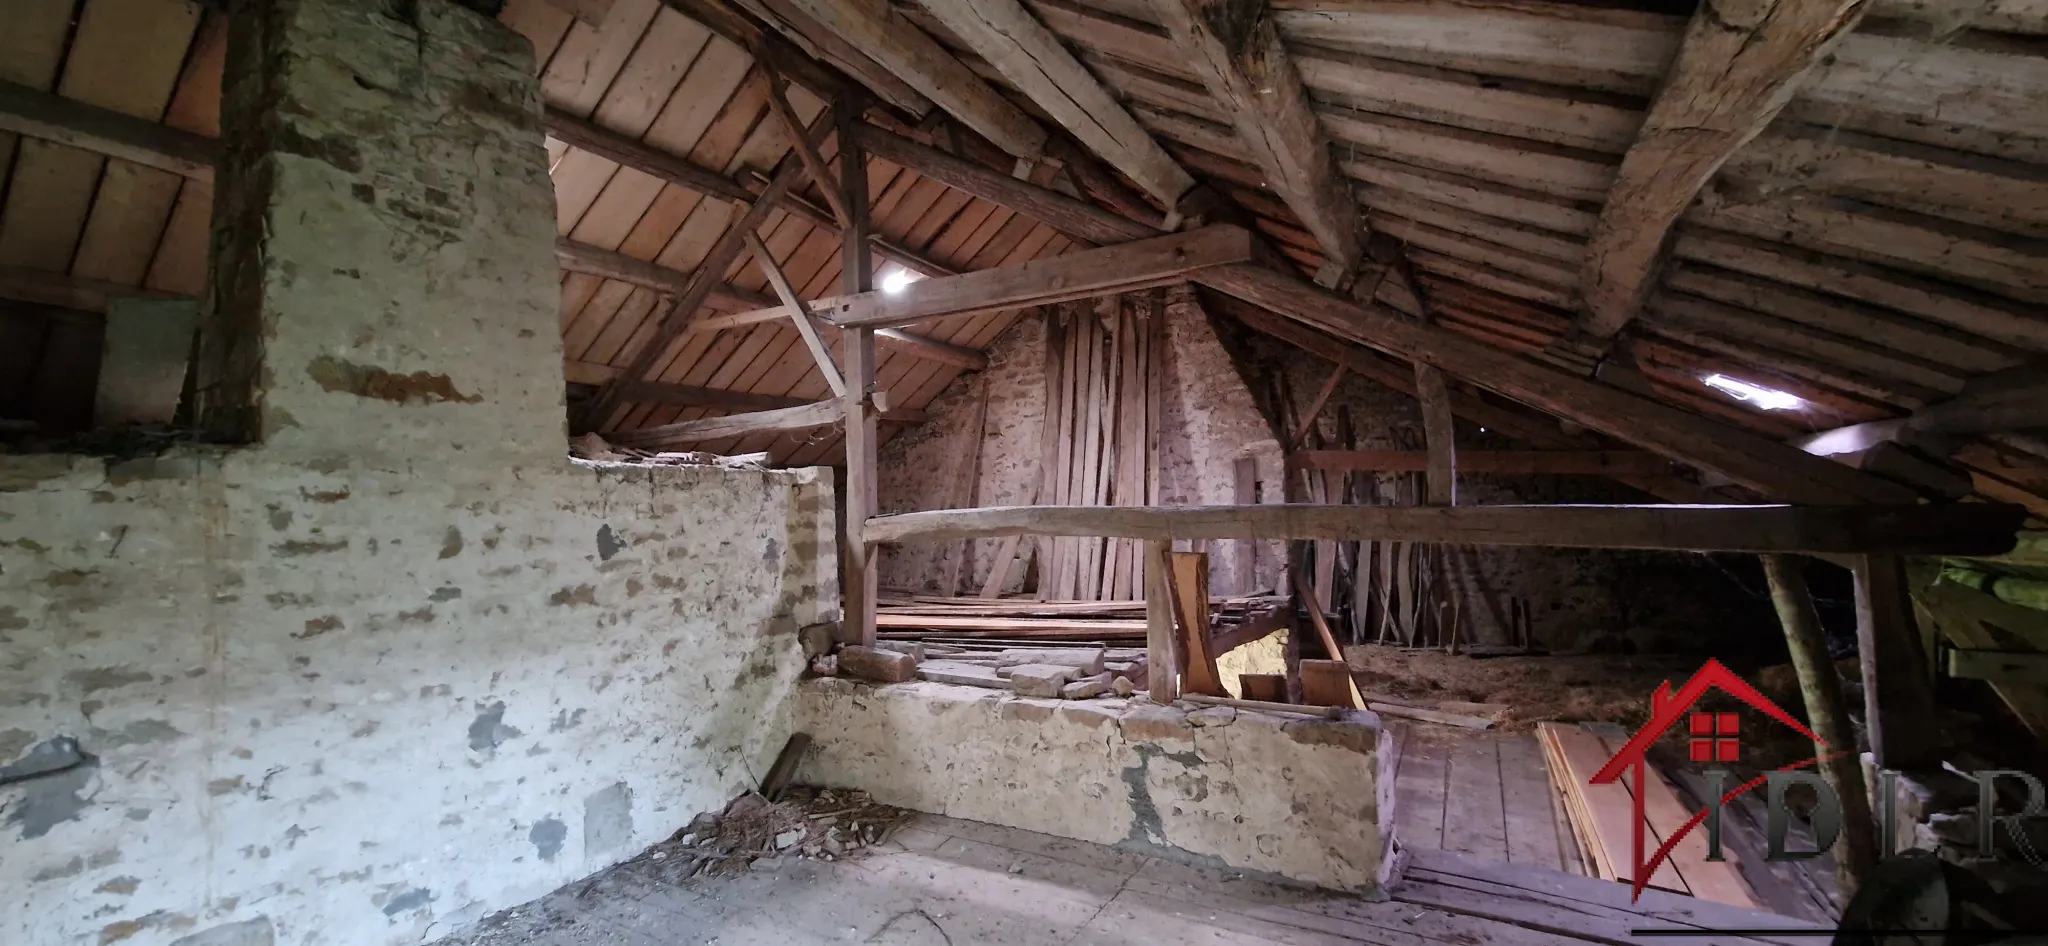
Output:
1588,658,1827,901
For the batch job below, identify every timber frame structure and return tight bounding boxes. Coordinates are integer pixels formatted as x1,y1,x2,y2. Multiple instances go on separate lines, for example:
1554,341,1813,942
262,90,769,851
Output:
0,0,2043,785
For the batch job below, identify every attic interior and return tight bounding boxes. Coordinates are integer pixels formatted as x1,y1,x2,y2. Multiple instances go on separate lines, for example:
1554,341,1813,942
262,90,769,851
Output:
2,0,2045,943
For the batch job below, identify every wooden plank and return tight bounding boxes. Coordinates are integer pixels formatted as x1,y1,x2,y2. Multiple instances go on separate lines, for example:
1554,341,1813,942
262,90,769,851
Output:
849,226,1252,329
1194,263,1920,505
853,124,1155,246
941,381,990,596
1146,539,1178,701
744,231,846,396
780,0,1045,160
1949,649,2048,684
605,399,922,444
759,65,848,226
0,79,215,181
543,104,753,203
1298,658,1357,708
920,0,1193,207
1394,728,1450,850
1540,723,1689,894
1850,553,1942,769
1595,730,1764,909
1440,738,1509,861
865,502,2024,555
555,238,771,309
1151,0,1361,282
614,380,813,411
1575,0,1867,343
1231,456,1259,595
1496,736,1564,872
1169,551,1226,696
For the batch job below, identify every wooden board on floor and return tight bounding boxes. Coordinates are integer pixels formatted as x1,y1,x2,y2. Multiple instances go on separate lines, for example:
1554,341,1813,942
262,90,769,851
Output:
1392,726,1449,851
1498,735,1567,873
1539,721,1689,895
1440,736,1510,860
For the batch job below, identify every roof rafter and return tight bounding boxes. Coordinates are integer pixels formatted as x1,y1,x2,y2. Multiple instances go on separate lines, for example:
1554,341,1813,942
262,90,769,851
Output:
1569,0,1870,354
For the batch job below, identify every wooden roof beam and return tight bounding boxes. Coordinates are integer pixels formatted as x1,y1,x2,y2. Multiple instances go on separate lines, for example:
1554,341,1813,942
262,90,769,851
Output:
853,123,1157,245
1150,0,1362,286
607,398,926,448
777,0,1047,160
1571,0,1870,352
1195,262,1922,505
1291,449,1675,477
865,502,2025,555
553,239,773,312
916,0,1195,208
0,79,215,182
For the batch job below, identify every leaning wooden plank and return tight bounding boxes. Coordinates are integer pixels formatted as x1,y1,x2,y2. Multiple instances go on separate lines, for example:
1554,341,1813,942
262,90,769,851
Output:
864,502,2024,555
1169,551,1227,696
1181,693,1343,719
1195,263,1920,505
1575,0,1868,344
744,231,847,397
1298,659,1358,709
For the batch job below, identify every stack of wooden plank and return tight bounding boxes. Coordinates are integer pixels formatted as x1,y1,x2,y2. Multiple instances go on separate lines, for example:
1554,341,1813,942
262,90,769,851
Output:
877,594,1283,643
1032,293,1162,602
1536,721,1763,910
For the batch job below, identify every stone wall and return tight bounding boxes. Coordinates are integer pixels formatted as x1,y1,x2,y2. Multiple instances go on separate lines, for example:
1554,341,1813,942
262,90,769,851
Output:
0,4,834,945
797,680,1385,892
878,285,1769,652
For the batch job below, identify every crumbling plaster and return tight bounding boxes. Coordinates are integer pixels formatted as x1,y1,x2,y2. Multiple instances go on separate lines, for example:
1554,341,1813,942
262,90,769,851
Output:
0,3,835,945
797,680,1385,892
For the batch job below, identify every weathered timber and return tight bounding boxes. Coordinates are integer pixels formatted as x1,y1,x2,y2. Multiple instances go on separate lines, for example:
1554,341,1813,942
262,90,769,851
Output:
840,98,880,649
1760,554,1877,898
554,239,772,311
920,0,1193,207
780,0,1046,159
605,400,925,446
542,106,752,203
0,79,216,181
864,503,2024,555
1291,449,1674,477
1575,0,1868,343
745,231,846,397
714,226,1252,330
1850,553,1944,770
1194,263,1921,505
1151,0,1362,283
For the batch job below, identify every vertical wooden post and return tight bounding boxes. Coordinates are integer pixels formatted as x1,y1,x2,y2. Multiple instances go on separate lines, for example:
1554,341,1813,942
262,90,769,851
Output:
1231,456,1257,595
838,98,878,647
1760,554,1878,899
1850,553,1941,770
1146,539,1178,702
1416,367,1457,506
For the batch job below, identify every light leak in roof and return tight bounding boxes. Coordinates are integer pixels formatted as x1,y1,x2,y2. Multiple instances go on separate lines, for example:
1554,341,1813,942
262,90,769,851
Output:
1701,373,1804,411
880,267,920,294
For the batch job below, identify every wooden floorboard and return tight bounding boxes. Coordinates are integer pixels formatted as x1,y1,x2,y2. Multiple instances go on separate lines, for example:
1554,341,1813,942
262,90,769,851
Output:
1498,734,1565,872
1440,735,1510,861
1392,725,1449,851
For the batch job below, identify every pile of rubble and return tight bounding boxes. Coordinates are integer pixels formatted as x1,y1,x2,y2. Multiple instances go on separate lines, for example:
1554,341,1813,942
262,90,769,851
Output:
569,433,770,470
801,623,1147,699
646,786,910,883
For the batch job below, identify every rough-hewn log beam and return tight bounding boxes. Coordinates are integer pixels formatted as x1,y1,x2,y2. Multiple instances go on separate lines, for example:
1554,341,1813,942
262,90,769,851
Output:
1195,262,1921,505
1150,0,1361,284
779,0,1047,160
0,79,215,181
1799,362,2048,457
1573,0,1869,344
853,124,1157,246
918,0,1194,207
1291,449,1674,477
866,502,2024,555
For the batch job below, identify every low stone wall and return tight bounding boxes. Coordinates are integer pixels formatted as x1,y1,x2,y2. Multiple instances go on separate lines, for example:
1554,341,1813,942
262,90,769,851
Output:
796,680,1386,892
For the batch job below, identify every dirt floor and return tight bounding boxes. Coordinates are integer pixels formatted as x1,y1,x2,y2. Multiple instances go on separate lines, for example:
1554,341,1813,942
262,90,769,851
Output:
1344,645,1726,730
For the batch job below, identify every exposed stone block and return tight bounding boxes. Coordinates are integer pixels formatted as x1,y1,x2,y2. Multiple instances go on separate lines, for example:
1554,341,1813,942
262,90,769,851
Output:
799,622,839,659
1007,664,1077,698
1118,704,1193,743
1060,679,1107,700
1188,706,1238,727
999,698,1062,724
839,646,917,684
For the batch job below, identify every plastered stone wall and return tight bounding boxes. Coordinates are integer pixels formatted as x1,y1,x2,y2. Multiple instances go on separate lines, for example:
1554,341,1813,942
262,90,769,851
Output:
0,3,834,944
797,680,1384,892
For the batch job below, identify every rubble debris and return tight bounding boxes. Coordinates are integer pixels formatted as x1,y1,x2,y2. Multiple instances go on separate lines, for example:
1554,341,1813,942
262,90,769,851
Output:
809,655,838,676
642,787,911,884
569,434,770,470
838,645,917,683
1111,676,1135,697
916,660,1009,689
1061,678,1107,700
1008,664,1077,698
799,622,839,659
